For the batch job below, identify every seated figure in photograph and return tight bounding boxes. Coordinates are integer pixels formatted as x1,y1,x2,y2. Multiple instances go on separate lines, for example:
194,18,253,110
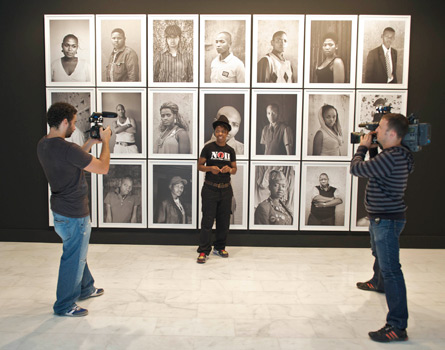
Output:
104,176,139,223
254,170,293,225
37,102,111,317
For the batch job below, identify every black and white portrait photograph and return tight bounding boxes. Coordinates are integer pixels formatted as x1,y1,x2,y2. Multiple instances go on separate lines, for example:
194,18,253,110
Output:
96,15,146,86
351,176,369,232
148,15,198,87
357,15,411,89
355,90,408,129
199,89,250,159
302,90,354,161
98,160,147,228
46,88,96,153
200,15,251,88
300,162,351,231
48,172,97,228
198,161,248,230
249,162,300,231
149,160,197,228
252,15,304,88
304,15,357,89
148,88,197,159
44,15,95,86
97,88,146,158
251,90,303,160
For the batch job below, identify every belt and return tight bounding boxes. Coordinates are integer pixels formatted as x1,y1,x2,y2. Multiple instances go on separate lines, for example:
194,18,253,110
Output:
205,180,231,188
116,142,135,146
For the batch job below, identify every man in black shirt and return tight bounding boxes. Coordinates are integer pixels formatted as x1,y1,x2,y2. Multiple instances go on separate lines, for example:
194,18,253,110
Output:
197,115,237,263
37,102,111,317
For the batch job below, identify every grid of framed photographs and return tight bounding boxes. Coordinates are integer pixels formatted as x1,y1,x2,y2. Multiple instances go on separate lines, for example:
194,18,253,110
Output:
44,14,410,230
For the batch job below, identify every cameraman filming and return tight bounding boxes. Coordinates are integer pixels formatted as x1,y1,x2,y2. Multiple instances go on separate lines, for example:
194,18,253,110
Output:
350,113,414,342
37,102,111,317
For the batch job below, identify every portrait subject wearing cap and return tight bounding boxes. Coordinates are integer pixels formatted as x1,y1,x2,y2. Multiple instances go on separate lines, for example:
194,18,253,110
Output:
156,175,190,224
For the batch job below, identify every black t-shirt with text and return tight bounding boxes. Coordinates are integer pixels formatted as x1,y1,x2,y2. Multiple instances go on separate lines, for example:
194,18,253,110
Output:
200,142,236,183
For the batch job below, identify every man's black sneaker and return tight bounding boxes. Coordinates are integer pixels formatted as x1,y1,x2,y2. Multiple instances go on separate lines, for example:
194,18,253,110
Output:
79,288,104,300
356,280,384,293
57,305,88,317
369,324,408,342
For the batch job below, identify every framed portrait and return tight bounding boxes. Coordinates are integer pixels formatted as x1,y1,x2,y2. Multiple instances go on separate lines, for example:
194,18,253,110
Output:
98,159,147,228
304,15,358,89
46,88,97,155
44,15,95,86
149,160,197,229
249,162,300,231
302,90,354,161
198,161,249,230
148,15,198,87
148,88,198,159
200,15,251,88
252,15,304,88
199,89,250,160
96,15,147,87
300,162,351,231
48,172,97,228
97,88,147,158
357,15,411,89
350,176,369,232
251,89,303,160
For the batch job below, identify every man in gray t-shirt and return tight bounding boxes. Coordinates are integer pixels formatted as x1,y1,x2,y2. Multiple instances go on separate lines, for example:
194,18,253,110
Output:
37,102,111,317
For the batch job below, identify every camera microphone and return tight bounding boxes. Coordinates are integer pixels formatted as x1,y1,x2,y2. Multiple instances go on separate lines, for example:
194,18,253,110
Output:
100,112,118,118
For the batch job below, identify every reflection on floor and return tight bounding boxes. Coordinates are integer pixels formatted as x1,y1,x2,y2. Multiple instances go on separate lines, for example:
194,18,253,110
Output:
1,242,444,349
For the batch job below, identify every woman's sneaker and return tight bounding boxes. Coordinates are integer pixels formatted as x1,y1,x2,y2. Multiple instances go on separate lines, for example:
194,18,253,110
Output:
197,253,207,264
213,249,229,258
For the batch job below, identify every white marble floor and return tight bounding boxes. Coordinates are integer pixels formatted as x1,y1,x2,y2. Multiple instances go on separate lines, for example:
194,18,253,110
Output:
0,242,444,350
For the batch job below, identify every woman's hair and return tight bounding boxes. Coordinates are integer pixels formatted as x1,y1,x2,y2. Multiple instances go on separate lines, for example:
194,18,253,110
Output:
47,102,77,128
164,24,182,37
322,32,338,44
116,104,125,112
269,170,286,185
62,34,78,44
159,102,189,131
111,28,125,37
321,104,342,136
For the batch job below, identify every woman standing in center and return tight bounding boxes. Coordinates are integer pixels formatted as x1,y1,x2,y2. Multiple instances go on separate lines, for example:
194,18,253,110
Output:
196,115,237,264
155,102,191,154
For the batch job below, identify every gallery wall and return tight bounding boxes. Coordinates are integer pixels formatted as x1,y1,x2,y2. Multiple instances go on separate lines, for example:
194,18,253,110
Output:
0,0,443,248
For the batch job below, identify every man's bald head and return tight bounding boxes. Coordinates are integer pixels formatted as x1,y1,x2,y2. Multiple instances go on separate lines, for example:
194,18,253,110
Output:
216,106,241,139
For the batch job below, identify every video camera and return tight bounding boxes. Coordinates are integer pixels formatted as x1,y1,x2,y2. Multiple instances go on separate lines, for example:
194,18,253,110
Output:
88,112,117,139
350,106,431,152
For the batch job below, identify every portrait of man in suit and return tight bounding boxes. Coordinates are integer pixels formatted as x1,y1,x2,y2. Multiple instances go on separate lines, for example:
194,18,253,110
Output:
365,27,397,84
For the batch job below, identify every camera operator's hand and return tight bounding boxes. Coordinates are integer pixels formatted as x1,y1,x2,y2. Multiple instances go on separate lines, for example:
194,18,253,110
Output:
100,126,112,143
360,132,377,149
